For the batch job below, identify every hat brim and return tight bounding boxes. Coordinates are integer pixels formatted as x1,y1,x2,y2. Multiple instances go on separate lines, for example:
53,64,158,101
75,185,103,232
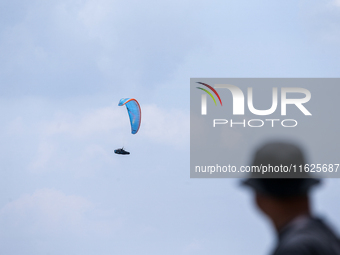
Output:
241,178,321,197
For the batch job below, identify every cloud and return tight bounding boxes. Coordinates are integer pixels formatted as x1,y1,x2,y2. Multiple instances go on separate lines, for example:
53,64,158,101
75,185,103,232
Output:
43,103,188,146
6,117,24,135
44,105,126,137
27,102,187,173
77,0,113,36
30,141,55,171
142,104,189,148
183,239,203,253
334,0,340,7
299,0,340,45
0,189,119,237
0,0,203,97
27,104,123,173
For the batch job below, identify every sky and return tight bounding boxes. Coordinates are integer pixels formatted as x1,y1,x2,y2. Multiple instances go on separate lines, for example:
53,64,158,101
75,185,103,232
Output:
1,0,340,254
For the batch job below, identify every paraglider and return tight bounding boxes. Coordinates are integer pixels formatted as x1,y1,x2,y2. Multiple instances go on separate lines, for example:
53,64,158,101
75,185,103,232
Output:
114,98,141,155
114,147,130,155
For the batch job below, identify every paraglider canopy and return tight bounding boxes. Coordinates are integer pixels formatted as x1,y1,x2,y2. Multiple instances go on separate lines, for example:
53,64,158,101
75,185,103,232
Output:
118,98,141,134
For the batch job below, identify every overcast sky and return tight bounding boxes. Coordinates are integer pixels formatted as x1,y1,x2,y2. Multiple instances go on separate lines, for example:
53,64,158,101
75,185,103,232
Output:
1,0,340,254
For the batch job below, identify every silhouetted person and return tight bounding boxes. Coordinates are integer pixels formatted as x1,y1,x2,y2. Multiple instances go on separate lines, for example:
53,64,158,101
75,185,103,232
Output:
243,142,340,255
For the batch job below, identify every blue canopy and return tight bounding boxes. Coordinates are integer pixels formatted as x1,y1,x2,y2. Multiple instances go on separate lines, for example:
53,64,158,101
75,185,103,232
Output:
118,98,141,134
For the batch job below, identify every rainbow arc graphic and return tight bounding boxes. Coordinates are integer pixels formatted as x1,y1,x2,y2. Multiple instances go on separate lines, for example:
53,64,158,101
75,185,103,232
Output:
196,82,223,106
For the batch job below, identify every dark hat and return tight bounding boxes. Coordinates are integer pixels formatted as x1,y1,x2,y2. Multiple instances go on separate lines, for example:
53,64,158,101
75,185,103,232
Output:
242,142,320,198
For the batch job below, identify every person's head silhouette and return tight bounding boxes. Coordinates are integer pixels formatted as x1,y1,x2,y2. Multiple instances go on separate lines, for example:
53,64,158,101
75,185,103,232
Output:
242,142,340,255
